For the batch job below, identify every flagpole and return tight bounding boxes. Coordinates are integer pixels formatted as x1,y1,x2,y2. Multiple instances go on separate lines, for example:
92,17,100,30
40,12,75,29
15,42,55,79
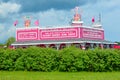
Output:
99,13,101,23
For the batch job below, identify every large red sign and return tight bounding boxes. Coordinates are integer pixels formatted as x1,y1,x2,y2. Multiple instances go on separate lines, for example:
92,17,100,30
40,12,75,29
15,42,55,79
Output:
80,27,104,40
17,28,39,41
40,27,79,40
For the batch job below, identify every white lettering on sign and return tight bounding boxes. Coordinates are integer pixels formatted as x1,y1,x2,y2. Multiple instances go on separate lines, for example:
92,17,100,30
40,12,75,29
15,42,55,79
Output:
82,28,104,39
40,28,79,39
17,28,38,41
18,32,37,39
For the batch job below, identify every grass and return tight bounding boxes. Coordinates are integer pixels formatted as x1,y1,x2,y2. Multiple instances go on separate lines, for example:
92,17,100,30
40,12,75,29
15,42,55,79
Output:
0,71,120,80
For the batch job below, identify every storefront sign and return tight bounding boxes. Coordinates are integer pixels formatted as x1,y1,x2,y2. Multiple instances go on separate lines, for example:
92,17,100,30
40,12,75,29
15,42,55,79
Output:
16,27,104,41
17,28,39,41
40,27,79,40
81,28,104,40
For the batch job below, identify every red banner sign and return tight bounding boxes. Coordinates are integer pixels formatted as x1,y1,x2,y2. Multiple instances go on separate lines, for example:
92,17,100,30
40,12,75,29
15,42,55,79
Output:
17,28,39,41
40,27,79,40
81,28,104,40
16,27,104,41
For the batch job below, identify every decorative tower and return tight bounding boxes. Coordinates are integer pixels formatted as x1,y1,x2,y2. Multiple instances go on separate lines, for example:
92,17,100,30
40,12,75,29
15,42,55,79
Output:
71,7,83,27
24,16,31,27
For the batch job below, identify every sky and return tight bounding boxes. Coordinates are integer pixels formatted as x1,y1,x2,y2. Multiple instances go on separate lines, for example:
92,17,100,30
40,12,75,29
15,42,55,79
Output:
0,0,120,43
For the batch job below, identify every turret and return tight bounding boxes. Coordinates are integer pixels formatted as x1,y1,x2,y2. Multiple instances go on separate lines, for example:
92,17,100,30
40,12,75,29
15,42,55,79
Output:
71,7,83,27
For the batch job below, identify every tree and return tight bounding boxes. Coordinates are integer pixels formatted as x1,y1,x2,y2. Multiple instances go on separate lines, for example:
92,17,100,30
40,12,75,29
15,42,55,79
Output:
0,43,4,48
5,37,15,47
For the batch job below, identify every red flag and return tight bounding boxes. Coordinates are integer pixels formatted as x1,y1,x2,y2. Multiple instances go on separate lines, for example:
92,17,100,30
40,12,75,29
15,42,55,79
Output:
92,17,95,23
34,20,39,26
14,20,18,26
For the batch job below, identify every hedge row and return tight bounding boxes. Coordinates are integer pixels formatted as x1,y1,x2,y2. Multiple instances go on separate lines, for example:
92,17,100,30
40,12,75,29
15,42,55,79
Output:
0,46,120,72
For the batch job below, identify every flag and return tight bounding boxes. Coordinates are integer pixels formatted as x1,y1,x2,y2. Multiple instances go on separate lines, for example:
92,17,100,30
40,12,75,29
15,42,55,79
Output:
14,20,18,26
34,20,39,26
92,17,95,23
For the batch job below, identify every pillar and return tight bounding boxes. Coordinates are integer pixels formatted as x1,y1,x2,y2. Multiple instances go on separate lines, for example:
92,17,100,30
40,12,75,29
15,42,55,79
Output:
81,43,86,50
107,44,110,48
90,43,94,49
100,44,103,49
56,44,60,50
96,44,99,48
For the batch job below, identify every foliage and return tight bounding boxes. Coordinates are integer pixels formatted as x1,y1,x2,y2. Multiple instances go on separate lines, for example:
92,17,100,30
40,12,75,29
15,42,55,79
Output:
0,43,5,49
0,47,120,72
115,41,120,45
0,43,4,46
5,37,15,47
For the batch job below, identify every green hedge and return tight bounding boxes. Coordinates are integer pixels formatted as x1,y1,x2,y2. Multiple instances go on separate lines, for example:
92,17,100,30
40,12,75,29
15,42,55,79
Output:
0,46,120,72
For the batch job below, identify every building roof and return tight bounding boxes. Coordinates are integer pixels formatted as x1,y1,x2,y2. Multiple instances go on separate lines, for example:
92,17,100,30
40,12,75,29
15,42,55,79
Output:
11,38,116,46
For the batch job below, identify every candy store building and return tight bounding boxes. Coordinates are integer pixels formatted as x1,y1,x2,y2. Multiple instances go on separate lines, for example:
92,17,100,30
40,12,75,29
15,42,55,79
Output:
11,8,116,50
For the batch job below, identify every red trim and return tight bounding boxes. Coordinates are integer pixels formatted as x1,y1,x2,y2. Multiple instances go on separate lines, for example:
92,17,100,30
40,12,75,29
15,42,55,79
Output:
59,44,66,49
37,44,46,48
114,45,120,49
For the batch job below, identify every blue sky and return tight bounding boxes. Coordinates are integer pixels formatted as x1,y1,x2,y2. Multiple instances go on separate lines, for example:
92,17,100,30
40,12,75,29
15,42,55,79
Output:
0,0,120,43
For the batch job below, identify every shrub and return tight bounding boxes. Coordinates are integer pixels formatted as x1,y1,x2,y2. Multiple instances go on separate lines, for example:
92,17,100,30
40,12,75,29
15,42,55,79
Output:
0,47,120,72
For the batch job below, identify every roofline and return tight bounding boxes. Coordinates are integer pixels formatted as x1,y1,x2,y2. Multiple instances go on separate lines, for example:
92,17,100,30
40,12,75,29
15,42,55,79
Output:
16,26,104,30
11,40,116,46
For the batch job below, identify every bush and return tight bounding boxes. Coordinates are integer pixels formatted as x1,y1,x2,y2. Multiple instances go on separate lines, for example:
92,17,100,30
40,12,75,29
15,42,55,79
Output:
0,47,120,72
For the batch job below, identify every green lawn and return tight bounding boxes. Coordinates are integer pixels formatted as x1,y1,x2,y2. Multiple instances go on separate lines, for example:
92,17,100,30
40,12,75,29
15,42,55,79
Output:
0,71,120,80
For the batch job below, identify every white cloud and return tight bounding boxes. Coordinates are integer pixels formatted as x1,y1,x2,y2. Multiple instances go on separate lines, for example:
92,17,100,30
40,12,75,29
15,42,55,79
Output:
0,2,21,17
0,9,72,43
36,9,72,26
0,24,16,43
0,24,6,43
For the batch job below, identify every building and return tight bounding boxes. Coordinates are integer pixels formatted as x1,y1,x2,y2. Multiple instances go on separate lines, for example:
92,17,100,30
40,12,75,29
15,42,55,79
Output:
11,8,116,50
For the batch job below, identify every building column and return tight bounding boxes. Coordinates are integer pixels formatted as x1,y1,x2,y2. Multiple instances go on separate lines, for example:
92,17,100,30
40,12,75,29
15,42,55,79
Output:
107,44,110,48
56,44,60,50
96,44,99,48
90,43,94,49
100,44,104,49
80,43,86,50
